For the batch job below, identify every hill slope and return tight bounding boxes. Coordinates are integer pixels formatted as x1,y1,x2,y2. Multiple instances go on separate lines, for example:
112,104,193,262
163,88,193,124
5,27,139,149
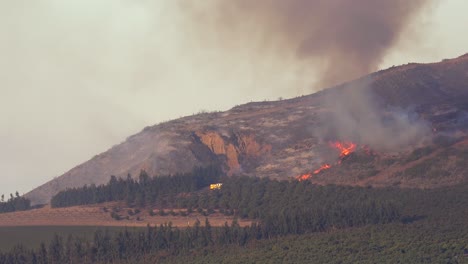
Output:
26,54,468,205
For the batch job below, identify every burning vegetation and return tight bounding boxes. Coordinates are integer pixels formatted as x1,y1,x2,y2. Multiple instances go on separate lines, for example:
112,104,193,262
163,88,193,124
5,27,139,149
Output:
331,141,357,159
297,141,358,181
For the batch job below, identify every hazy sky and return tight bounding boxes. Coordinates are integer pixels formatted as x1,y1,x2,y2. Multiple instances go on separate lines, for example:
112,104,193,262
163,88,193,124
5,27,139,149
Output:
1,0,467,197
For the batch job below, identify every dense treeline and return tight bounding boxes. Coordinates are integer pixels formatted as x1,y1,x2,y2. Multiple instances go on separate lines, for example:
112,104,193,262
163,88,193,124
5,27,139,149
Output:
164,184,468,264
51,168,400,236
51,166,221,208
0,192,31,214
2,216,467,264
0,219,268,264
2,182,468,263
183,176,399,235
162,218,468,264
42,168,403,263
4,168,468,263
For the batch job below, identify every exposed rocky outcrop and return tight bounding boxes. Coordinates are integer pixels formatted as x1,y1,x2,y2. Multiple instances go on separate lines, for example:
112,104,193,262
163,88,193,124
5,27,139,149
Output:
26,54,468,205
193,131,271,175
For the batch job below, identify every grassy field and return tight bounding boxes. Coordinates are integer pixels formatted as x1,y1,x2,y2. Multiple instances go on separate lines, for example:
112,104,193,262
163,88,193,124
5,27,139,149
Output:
0,226,143,252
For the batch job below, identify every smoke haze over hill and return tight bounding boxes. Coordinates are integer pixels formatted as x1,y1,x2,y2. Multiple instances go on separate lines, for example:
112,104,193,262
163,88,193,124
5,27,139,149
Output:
179,0,434,150
2,0,468,196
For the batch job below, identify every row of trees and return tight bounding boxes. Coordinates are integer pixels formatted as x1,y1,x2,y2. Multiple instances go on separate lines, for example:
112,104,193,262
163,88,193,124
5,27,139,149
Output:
183,176,400,235
51,168,401,236
3,166,433,263
0,219,270,264
159,182,468,263
51,166,221,208
0,192,31,214
3,166,468,263
2,182,468,263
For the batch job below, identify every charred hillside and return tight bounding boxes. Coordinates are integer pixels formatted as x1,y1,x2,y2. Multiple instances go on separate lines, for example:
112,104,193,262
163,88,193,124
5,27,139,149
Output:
26,54,468,205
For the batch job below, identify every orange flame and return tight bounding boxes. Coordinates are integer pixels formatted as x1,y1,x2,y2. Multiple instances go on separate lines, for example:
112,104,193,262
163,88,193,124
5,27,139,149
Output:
297,173,312,181
296,163,332,181
313,164,331,174
330,141,356,158
296,141,357,181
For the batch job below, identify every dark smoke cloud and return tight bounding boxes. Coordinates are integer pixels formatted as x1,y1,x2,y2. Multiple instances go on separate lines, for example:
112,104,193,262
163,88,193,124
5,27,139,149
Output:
181,0,432,88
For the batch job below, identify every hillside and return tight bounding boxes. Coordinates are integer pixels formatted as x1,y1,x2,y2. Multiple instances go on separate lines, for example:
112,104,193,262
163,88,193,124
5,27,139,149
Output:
26,54,468,205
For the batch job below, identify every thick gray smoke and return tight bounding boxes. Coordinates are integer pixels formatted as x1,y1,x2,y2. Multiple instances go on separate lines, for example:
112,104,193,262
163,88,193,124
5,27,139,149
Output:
181,0,432,88
180,0,434,150
317,80,432,151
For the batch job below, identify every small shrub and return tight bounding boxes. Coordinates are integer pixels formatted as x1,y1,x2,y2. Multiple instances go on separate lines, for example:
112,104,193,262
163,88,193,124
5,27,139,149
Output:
110,212,121,220
223,209,234,216
169,210,178,216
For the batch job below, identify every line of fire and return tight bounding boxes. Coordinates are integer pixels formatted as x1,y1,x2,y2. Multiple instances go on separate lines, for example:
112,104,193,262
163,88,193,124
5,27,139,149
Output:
296,141,358,182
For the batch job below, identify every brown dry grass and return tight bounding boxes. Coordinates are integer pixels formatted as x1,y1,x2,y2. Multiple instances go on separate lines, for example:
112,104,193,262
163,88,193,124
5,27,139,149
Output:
0,202,252,228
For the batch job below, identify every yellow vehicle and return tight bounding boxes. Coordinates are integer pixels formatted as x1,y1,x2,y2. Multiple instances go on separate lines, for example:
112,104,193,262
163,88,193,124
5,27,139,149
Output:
210,183,222,190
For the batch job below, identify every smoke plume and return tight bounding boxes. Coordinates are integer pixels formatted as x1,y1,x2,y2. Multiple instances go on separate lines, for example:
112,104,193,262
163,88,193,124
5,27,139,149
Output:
317,80,432,151
179,0,434,150
180,0,432,88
